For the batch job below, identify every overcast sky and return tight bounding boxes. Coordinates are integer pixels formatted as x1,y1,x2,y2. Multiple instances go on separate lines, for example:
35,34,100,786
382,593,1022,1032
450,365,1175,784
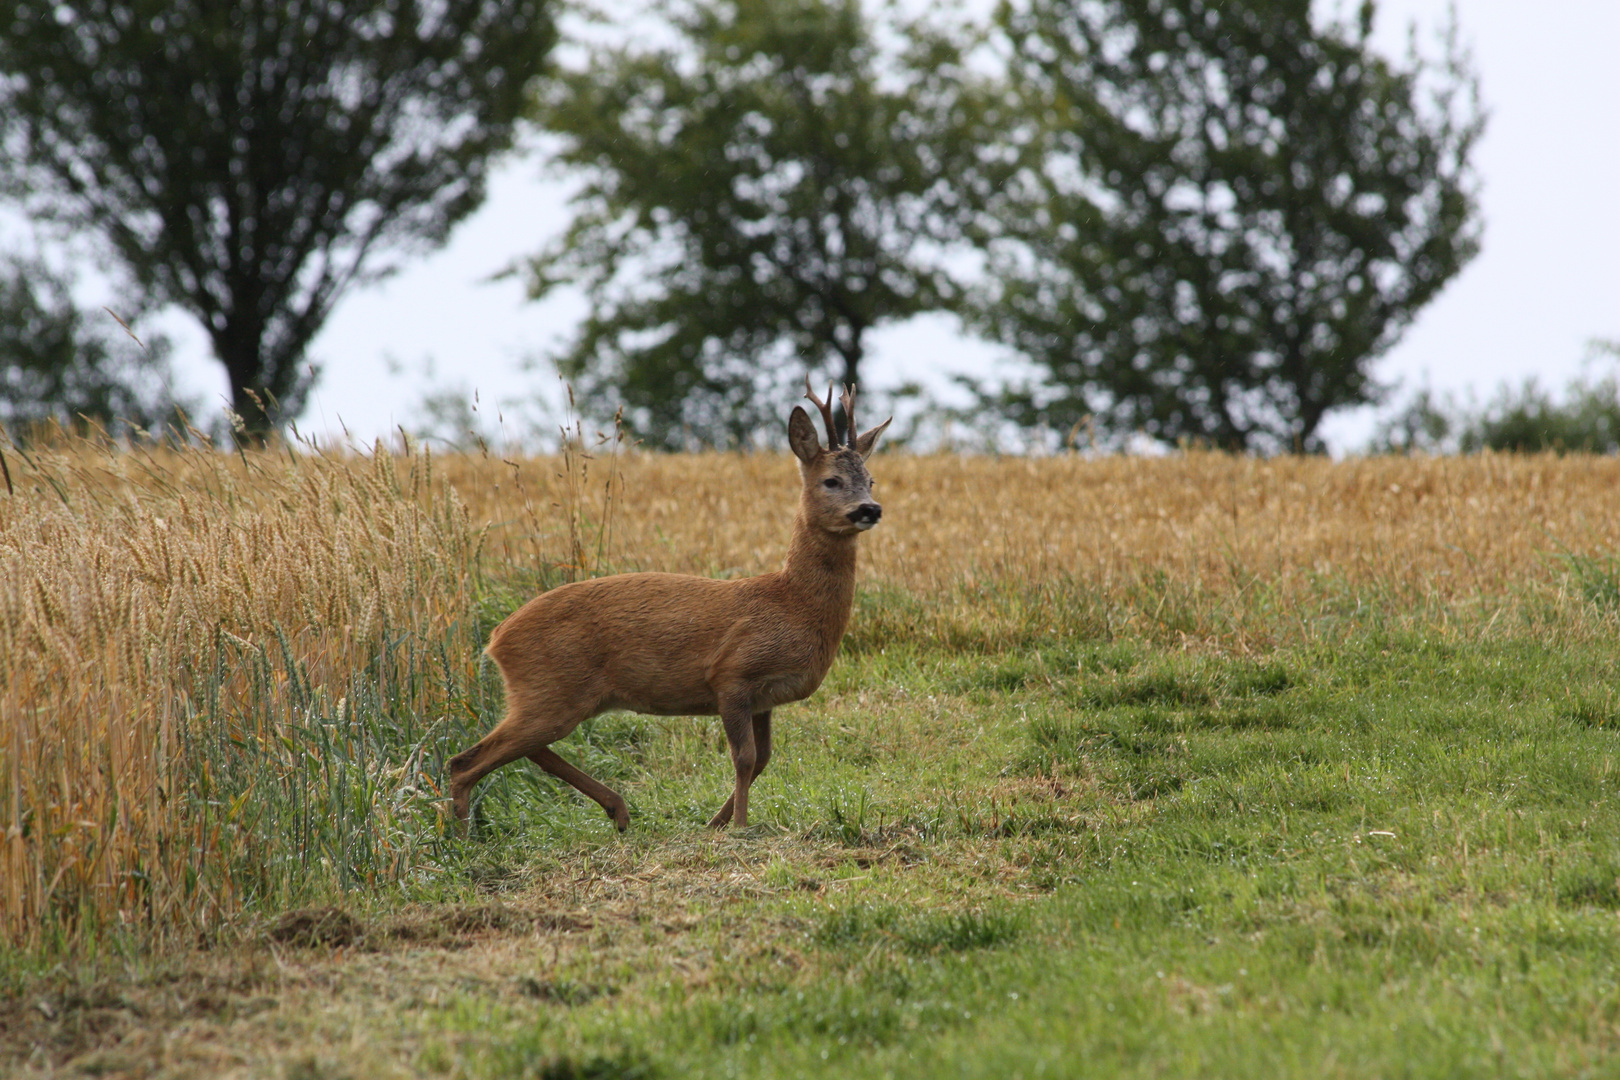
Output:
126,0,1620,452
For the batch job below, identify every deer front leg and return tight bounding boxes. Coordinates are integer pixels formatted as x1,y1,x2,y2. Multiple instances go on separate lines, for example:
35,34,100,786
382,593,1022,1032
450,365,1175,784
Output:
710,701,760,829
706,711,772,828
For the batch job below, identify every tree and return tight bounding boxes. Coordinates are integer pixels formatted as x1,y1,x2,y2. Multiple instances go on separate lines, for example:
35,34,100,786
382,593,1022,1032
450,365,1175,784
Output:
0,257,185,438
525,0,992,448
977,0,1483,452
1374,342,1620,455
0,0,557,436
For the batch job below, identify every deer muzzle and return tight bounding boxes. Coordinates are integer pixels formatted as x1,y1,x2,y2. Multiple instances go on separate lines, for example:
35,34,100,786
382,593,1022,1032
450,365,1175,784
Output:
847,502,883,530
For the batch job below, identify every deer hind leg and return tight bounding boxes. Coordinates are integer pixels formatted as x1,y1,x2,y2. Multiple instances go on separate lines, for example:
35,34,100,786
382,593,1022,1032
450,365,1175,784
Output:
530,746,630,832
707,710,771,829
447,685,594,822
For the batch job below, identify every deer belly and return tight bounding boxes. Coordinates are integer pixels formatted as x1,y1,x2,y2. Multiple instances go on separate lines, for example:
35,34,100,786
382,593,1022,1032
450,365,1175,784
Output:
599,662,720,717
610,692,720,717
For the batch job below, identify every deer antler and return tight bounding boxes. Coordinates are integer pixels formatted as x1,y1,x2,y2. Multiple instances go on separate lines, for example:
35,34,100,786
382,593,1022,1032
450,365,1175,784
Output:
804,377,839,448
839,385,857,448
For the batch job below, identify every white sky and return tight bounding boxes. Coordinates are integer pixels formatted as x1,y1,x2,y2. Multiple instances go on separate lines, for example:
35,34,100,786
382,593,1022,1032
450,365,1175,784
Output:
101,1,1620,452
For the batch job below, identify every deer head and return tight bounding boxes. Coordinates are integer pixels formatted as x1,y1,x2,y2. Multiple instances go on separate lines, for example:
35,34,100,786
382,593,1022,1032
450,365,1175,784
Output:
788,379,892,535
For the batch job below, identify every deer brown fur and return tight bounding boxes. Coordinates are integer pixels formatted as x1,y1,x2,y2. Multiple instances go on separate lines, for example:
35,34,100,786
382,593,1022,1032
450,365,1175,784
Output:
448,382,891,831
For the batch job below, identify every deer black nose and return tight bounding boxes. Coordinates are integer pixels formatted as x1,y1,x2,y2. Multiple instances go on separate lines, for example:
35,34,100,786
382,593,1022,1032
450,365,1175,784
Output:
847,502,882,528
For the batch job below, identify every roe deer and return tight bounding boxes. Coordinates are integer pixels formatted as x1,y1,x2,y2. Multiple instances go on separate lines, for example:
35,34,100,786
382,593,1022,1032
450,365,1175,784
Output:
448,381,891,831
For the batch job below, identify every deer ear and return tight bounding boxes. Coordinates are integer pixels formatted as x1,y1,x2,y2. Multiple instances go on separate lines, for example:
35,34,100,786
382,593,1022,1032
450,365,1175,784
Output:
853,417,891,459
788,406,822,463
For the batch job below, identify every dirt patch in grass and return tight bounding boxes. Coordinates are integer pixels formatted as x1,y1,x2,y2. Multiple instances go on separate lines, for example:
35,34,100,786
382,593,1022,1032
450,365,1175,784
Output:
268,906,364,949
380,903,594,950
4,896,611,1076
261,902,597,955
0,959,281,1078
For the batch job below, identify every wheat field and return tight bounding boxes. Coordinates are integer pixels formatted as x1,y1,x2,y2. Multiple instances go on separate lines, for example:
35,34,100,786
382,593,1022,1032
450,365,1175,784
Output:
3,436,1619,949
462,447,1620,593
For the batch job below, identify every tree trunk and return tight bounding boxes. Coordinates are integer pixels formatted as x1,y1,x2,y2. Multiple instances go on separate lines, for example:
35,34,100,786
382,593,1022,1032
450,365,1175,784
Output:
835,333,863,445
840,341,860,391
214,315,274,445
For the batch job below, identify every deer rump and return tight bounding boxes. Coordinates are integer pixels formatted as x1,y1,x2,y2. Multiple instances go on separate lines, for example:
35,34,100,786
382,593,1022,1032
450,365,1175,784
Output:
486,571,836,728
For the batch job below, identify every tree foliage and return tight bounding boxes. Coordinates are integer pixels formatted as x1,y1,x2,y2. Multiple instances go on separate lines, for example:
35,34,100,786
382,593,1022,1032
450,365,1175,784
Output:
0,257,184,437
526,0,992,448
977,0,1483,451
0,0,556,435
1376,342,1620,455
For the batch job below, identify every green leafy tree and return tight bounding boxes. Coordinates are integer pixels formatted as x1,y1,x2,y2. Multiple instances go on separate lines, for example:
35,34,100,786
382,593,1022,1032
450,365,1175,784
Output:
978,0,1483,451
525,0,992,448
0,257,185,438
0,0,556,437
1465,378,1620,454
1375,342,1620,455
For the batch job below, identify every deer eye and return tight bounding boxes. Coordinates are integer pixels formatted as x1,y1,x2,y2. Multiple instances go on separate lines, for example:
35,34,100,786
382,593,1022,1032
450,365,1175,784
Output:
822,477,842,489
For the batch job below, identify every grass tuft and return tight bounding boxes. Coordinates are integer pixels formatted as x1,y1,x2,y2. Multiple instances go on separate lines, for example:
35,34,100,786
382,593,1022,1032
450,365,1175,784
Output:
816,902,1021,954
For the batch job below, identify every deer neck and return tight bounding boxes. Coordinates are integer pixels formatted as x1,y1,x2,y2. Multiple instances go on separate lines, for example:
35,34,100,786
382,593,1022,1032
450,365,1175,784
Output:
780,508,858,633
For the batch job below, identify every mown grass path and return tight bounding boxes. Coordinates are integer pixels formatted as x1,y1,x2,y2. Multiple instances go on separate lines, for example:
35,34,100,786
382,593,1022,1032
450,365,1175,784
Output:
11,632,1620,1078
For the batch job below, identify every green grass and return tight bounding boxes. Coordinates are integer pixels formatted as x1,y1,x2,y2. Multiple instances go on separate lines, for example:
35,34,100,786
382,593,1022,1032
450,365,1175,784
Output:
12,605,1620,1077
416,633,1620,1080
